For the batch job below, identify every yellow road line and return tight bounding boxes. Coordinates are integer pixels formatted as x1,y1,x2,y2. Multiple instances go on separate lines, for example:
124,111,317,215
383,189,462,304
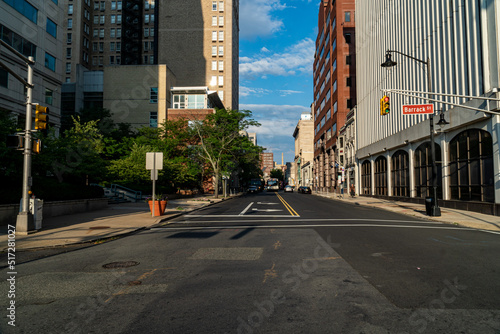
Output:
275,193,299,216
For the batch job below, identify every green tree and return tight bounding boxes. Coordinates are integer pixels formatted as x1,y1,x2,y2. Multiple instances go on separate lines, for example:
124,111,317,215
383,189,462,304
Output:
270,168,284,180
190,108,260,198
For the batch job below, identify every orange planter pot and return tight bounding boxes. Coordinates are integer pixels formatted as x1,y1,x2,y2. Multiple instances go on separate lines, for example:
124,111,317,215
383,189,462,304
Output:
160,200,167,215
148,201,163,216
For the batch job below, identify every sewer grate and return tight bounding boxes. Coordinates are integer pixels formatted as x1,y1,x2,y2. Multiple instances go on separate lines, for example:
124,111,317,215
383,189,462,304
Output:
102,261,140,269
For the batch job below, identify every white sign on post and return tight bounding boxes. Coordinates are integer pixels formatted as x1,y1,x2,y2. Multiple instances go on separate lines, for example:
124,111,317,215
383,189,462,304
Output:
146,152,163,170
146,152,163,217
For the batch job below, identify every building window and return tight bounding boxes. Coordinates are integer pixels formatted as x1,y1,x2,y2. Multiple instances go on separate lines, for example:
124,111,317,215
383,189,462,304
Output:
111,15,116,24
98,56,103,65
117,1,122,10
99,42,104,52
326,108,331,120
333,80,337,93
347,99,352,109
116,42,121,51
212,16,217,26
45,89,53,105
94,1,99,10
218,75,223,86
116,56,121,64
374,156,387,196
150,55,154,64
332,38,336,52
100,1,105,10
150,28,154,37
219,16,224,26
92,56,98,65
66,48,72,58
45,53,56,71
346,55,351,65
218,45,223,56
65,62,71,73
346,77,351,87
93,15,99,24
212,60,217,71
414,142,442,199
68,4,73,14
219,1,224,11
68,18,73,29
212,1,217,10
345,11,351,22
110,28,115,38
219,30,224,41
391,150,409,197
173,95,185,109
100,15,105,24
109,56,114,64
67,33,72,43
212,31,217,41
117,28,121,37
449,129,494,202
144,14,149,23
212,46,217,56
3,0,38,23
218,60,223,71
92,42,98,51
99,28,104,38
333,58,337,72
361,160,371,195
145,0,150,10
0,68,8,88
333,101,338,114
111,1,116,10
150,112,158,128
345,33,351,44
117,15,122,24
150,87,158,103
218,90,224,100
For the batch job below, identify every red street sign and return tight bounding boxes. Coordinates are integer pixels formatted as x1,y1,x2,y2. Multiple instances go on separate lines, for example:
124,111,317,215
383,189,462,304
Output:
402,104,434,115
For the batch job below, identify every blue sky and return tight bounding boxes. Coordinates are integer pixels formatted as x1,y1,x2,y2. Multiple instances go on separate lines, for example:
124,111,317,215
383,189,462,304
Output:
239,0,318,164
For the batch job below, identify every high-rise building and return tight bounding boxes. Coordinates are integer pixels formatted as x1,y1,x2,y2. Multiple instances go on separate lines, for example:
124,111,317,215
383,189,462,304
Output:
355,1,500,214
293,111,314,187
157,0,239,111
0,0,64,131
260,152,274,179
313,0,356,192
62,0,239,128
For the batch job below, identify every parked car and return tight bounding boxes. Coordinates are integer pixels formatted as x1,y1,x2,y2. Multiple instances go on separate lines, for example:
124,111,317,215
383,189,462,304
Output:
247,186,258,193
298,186,312,194
284,185,294,193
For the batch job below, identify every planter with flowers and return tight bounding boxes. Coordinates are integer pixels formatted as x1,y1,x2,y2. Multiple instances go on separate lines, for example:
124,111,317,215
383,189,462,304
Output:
146,194,168,216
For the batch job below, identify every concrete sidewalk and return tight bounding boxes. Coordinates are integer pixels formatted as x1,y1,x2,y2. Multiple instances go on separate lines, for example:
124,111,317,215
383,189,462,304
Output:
314,191,500,233
0,196,226,251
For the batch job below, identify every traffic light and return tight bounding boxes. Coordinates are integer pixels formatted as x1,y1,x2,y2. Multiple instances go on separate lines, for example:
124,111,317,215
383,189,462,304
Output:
7,134,24,150
35,105,49,132
381,95,390,115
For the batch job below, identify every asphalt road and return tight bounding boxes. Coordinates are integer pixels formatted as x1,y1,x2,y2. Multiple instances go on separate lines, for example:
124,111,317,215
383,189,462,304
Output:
1,191,499,333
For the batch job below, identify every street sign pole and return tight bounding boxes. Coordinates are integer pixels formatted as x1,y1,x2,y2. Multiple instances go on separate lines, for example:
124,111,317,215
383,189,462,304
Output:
146,152,163,217
16,56,35,234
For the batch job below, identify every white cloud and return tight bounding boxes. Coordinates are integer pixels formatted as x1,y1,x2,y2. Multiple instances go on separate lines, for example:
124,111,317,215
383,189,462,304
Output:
279,90,304,96
239,86,272,97
240,38,314,79
241,103,310,163
239,0,286,39
260,47,271,53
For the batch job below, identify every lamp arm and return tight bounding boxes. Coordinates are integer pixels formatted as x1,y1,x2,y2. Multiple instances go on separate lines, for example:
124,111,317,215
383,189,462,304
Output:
386,50,428,65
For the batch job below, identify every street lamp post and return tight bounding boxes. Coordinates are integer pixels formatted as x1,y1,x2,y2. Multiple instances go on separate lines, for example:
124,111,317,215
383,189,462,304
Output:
381,50,441,216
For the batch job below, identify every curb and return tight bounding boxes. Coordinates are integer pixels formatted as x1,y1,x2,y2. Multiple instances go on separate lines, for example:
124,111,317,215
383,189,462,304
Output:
7,195,239,252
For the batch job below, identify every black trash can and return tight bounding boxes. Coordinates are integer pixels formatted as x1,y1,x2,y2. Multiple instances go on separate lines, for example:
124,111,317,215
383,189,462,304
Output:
425,197,433,216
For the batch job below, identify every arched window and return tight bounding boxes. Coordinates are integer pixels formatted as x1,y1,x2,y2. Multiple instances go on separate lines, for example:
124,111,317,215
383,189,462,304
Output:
361,160,371,195
374,156,387,196
414,142,442,198
449,129,494,202
392,150,409,197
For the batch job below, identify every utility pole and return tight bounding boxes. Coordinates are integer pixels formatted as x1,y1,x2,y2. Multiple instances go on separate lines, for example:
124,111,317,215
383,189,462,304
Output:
0,40,36,233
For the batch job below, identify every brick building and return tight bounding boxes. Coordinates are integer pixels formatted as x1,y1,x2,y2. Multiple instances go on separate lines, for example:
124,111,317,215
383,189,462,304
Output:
312,0,356,192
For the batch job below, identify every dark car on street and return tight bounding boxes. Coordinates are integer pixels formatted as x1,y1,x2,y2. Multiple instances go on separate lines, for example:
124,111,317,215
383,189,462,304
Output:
298,186,312,194
247,186,258,193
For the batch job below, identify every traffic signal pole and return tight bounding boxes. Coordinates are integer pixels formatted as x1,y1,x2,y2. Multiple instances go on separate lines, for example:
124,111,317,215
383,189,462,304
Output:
16,56,35,233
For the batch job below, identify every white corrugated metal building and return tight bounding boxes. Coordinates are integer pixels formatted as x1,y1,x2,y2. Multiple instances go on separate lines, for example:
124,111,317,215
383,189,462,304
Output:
355,0,500,214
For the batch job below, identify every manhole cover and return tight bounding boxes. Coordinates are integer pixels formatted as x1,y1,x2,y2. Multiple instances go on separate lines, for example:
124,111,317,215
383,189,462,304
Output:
102,261,140,269
89,226,110,230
